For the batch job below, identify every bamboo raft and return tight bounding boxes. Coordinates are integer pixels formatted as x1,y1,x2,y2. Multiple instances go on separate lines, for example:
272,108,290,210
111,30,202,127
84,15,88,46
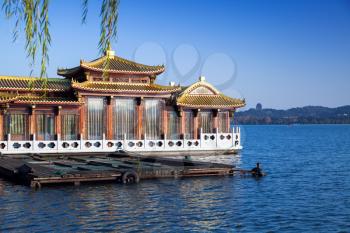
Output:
0,153,259,188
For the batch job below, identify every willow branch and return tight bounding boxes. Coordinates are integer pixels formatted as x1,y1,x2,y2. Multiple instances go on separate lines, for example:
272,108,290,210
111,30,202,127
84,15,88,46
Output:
81,0,88,24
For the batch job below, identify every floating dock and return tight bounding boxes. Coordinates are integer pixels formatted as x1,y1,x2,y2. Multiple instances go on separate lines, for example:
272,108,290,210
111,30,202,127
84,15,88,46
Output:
0,153,254,188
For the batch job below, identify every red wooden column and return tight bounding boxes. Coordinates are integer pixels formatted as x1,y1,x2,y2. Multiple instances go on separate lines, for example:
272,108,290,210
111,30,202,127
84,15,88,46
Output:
0,108,4,140
55,106,62,140
193,109,199,139
226,111,231,132
163,107,168,139
180,109,185,139
136,98,143,140
213,110,219,132
29,105,36,140
106,96,114,140
79,97,86,140
229,110,234,132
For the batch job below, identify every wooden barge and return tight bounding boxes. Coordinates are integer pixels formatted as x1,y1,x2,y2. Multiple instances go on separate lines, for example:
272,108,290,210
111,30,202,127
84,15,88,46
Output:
0,153,251,188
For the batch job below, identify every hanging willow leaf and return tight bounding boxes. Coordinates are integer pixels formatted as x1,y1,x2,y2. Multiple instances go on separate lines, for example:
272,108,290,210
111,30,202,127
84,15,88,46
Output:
99,0,119,55
81,0,88,24
24,0,38,70
99,0,119,80
2,0,120,91
39,0,51,91
2,0,23,42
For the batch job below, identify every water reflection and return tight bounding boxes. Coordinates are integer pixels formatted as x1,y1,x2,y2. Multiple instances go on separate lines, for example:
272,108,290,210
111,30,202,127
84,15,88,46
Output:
166,154,242,166
1,125,350,232
0,176,244,232
0,179,4,195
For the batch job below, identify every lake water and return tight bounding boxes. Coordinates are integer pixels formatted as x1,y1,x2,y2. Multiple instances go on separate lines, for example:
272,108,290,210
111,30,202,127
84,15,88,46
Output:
0,125,350,232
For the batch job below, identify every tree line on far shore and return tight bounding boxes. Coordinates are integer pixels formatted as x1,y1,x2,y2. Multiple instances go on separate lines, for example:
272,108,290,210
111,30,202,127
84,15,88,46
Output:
235,105,350,125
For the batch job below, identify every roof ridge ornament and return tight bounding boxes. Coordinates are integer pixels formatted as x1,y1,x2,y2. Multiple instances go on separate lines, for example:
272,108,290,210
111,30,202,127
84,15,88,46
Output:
199,76,206,82
105,44,115,58
58,48,165,77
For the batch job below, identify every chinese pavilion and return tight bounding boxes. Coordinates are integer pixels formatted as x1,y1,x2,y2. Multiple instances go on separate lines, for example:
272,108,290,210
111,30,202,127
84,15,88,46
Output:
0,49,245,155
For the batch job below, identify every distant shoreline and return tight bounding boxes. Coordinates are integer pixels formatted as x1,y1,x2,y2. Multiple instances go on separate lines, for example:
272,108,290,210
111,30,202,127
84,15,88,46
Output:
235,105,350,125
236,123,350,125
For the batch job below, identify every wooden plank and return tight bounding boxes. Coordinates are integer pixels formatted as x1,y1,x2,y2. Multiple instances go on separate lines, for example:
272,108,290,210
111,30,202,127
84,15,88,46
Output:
0,154,240,188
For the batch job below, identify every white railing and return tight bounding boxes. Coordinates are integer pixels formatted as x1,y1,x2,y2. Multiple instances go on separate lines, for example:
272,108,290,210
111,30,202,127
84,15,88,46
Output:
0,127,242,154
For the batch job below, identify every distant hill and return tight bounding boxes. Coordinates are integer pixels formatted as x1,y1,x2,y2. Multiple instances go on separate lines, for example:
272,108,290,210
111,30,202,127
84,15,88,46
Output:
235,105,350,124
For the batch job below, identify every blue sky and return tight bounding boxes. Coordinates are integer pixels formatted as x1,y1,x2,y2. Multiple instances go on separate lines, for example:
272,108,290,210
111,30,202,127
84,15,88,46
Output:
0,0,349,109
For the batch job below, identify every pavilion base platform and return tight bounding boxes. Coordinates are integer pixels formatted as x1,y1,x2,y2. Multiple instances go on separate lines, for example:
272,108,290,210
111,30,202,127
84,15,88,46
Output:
0,152,254,188
115,149,239,157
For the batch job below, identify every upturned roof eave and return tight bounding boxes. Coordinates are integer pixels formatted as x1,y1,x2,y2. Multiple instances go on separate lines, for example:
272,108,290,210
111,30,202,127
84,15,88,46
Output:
72,85,180,95
176,103,246,109
58,65,165,77
13,100,83,105
0,87,70,92
0,76,72,91
57,66,83,78
58,54,165,77
176,93,246,110
3,97,83,106
80,64,165,75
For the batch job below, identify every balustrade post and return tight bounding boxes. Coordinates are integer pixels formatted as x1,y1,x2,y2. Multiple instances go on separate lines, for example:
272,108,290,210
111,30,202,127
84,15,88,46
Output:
7,134,11,151
164,134,167,148
102,133,105,149
32,134,36,151
238,127,241,147
232,127,235,147
80,134,83,149
163,108,167,140
57,133,60,151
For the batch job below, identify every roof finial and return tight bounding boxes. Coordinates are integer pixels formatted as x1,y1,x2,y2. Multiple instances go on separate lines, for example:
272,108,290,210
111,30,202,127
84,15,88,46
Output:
199,75,206,82
106,43,115,58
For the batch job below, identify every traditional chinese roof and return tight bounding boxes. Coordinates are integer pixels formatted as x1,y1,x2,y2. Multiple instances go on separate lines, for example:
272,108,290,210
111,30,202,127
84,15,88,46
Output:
72,81,181,94
0,93,18,103
0,76,71,92
0,93,81,105
58,49,165,77
176,76,245,109
177,94,245,109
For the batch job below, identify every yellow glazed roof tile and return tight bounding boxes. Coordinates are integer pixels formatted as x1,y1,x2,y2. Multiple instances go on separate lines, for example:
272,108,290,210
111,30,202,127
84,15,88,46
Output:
0,76,71,92
58,52,165,76
176,77,245,109
72,81,181,94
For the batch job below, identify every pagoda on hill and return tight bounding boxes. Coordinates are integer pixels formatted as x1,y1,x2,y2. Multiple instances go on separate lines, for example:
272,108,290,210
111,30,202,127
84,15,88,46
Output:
0,48,245,156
